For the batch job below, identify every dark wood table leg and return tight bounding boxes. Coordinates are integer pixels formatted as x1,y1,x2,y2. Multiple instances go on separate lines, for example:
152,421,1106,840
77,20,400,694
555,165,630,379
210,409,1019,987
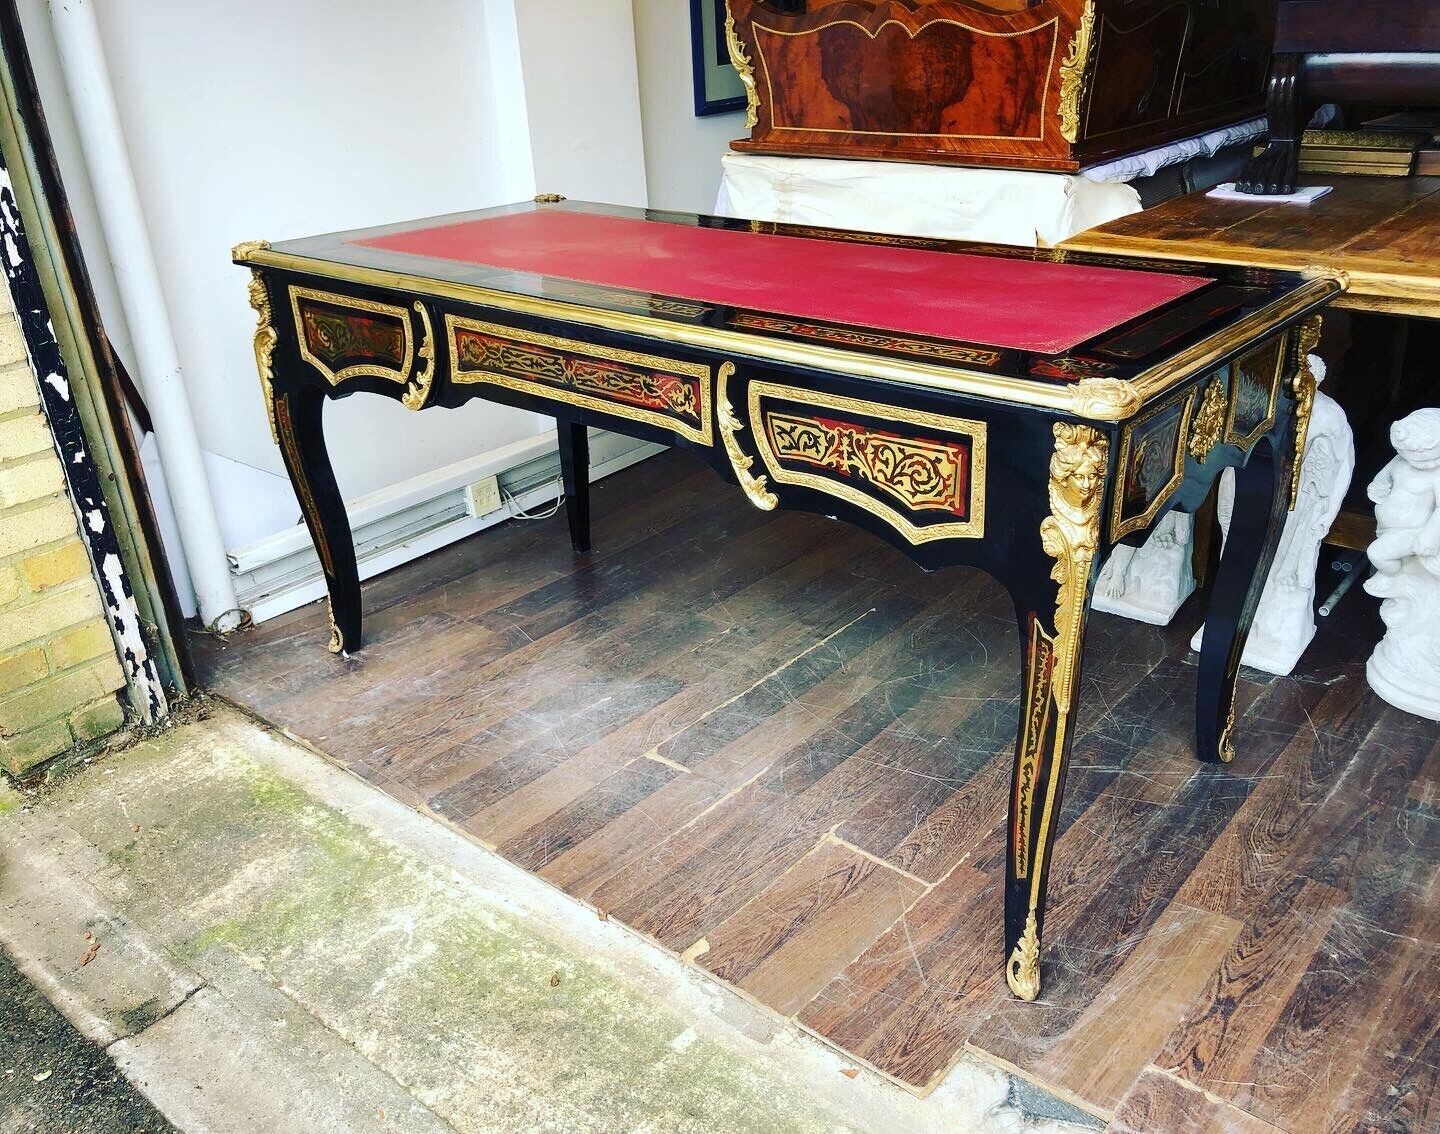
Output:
1004,423,1108,1000
272,386,361,654
1237,53,1307,195
558,419,591,554
1195,437,1290,763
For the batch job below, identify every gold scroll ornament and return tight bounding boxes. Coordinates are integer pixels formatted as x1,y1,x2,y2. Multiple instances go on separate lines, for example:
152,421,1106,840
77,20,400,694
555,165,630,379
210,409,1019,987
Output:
405,302,435,411
246,272,279,444
724,6,761,128
717,362,778,510
1290,316,1323,511
1058,1,1095,144
1188,377,1228,462
1007,422,1108,1001
236,241,278,443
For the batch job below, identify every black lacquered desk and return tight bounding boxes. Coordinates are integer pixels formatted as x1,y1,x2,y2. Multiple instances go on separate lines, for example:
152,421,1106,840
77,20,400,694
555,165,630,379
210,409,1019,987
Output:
234,199,1339,1000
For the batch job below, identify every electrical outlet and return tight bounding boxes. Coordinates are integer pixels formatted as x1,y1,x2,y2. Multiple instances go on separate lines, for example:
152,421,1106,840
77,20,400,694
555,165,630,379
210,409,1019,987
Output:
464,475,502,518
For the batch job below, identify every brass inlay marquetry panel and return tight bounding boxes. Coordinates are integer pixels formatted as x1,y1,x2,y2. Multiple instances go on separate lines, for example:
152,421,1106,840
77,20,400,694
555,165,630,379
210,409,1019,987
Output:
1111,386,1196,541
765,414,970,514
747,381,986,544
540,279,709,319
1013,615,1056,881
1225,335,1284,450
732,313,1002,368
289,286,414,388
446,316,713,446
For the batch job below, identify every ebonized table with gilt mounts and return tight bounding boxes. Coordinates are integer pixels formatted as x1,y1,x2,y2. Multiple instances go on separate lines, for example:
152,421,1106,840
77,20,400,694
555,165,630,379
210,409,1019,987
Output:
233,199,1340,1001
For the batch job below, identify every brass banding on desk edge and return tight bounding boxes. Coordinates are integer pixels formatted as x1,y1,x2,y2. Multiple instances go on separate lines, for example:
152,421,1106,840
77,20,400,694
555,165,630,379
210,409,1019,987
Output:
1129,276,1341,402
237,245,1341,423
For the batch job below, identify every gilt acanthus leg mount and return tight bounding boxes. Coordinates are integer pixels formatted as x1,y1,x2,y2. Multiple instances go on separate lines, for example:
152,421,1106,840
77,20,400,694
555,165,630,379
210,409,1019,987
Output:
1006,423,1108,1001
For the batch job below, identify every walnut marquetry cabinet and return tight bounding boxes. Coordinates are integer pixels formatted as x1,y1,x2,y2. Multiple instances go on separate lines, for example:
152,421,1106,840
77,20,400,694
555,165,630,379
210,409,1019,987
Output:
724,0,1278,171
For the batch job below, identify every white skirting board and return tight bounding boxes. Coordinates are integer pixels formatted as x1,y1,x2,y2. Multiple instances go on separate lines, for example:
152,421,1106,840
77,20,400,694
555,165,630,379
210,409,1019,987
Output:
144,428,662,626
231,428,662,625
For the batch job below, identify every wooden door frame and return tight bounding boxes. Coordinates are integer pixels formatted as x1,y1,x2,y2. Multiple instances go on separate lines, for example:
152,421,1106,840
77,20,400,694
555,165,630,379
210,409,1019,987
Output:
0,0,189,703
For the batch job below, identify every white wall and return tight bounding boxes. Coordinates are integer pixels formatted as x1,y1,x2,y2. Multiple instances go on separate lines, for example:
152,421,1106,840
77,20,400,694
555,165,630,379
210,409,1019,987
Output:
632,0,743,214
84,1,546,500
11,0,705,615
16,1,653,545
516,0,648,207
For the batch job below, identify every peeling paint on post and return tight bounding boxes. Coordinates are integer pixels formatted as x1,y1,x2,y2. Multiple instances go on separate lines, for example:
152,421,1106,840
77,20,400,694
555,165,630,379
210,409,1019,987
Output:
0,161,167,723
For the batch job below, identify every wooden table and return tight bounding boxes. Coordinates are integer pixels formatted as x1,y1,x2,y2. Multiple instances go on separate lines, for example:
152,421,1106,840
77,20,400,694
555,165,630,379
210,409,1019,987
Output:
234,200,1335,1001
1061,175,1440,319
1239,1,1440,195
1062,174,1440,550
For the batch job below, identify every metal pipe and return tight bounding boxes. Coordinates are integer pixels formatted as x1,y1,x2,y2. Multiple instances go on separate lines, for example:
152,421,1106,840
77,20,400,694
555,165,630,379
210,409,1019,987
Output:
48,0,240,629
1319,550,1368,618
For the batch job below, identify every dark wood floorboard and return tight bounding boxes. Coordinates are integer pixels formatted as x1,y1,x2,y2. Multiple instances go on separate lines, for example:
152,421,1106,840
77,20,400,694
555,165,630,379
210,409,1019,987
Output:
698,839,926,1016
194,451,1438,1130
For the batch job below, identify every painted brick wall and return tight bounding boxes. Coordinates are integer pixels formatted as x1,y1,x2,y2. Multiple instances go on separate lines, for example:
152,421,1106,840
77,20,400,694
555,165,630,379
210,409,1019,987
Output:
0,285,125,776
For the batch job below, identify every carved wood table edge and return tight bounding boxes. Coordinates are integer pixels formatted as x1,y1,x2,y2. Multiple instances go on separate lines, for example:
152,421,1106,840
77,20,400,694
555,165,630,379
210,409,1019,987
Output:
234,200,1338,1002
1058,175,1440,321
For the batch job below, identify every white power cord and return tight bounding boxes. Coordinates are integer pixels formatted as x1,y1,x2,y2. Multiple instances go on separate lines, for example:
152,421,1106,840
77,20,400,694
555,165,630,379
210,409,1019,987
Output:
501,475,565,521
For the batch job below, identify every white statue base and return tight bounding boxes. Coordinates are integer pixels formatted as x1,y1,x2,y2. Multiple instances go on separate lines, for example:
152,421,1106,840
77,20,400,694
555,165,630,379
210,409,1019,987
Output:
1364,408,1440,721
1094,511,1196,624
1102,355,1354,678
1193,372,1354,675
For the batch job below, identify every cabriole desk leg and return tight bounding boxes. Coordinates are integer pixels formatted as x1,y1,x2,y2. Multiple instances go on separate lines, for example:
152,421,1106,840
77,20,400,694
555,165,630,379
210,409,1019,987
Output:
558,419,592,555
273,386,361,654
1195,436,1290,763
1005,423,1109,1001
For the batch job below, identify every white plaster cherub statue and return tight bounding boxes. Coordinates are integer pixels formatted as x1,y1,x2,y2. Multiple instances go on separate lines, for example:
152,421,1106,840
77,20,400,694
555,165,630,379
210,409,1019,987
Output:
1364,407,1440,721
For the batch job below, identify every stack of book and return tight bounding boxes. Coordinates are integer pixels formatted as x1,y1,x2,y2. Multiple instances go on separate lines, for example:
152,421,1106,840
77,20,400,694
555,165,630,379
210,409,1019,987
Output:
1364,112,1440,176
1289,130,1423,177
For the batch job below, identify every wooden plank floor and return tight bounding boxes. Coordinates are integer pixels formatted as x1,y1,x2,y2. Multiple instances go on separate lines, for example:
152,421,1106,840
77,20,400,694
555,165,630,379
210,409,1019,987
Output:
194,451,1439,1132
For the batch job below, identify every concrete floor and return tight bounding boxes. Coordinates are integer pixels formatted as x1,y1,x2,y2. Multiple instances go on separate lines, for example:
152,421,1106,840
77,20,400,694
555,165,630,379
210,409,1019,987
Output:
0,704,1096,1134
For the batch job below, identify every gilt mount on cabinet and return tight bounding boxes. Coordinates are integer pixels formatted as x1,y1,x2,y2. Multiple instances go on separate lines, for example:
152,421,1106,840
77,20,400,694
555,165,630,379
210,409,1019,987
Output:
725,0,1278,171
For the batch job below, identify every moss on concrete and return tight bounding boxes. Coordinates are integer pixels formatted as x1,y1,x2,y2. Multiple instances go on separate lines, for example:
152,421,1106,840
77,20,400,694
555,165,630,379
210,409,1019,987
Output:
49,729,858,1134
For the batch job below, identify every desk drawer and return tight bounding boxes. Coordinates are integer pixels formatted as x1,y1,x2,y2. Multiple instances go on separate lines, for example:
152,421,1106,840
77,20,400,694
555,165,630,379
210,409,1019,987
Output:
445,315,713,446
744,379,987,544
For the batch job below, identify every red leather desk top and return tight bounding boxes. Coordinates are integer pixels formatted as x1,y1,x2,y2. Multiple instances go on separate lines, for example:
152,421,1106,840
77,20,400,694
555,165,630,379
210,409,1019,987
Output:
358,210,1209,356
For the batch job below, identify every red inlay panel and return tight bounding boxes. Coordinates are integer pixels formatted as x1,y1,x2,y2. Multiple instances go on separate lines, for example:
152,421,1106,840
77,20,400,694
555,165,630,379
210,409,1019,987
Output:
764,412,970,517
357,211,1209,356
299,304,405,367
